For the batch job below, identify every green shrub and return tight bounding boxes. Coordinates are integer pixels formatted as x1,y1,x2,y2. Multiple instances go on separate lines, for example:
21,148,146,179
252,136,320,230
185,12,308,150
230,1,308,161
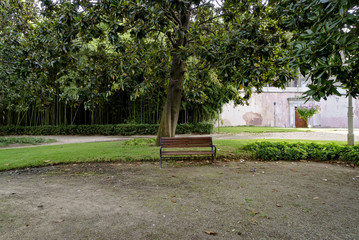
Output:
256,147,282,161
0,123,213,136
241,141,359,165
282,146,308,161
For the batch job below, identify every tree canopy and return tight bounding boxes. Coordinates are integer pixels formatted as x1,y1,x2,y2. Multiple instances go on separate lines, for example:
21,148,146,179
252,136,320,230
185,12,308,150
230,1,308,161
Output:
81,0,293,143
276,0,359,100
1,0,294,142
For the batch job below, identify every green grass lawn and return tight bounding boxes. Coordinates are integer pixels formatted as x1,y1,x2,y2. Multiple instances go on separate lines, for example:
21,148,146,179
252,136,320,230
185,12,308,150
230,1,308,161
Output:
0,138,345,171
217,126,310,134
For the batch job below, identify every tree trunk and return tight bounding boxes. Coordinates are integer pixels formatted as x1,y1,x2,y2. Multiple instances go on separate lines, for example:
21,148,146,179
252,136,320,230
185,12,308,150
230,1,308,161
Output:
156,54,185,145
155,5,190,145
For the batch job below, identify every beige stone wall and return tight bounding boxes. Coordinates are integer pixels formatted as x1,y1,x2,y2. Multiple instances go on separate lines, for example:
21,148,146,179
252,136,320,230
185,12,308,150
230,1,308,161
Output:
219,88,359,128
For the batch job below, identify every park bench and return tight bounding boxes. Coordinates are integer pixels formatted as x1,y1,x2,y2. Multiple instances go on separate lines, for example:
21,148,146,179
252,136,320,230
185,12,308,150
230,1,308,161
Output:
160,137,217,168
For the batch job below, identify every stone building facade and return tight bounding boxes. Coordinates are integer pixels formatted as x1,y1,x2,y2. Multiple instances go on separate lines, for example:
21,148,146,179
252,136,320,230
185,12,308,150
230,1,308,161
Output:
219,78,359,128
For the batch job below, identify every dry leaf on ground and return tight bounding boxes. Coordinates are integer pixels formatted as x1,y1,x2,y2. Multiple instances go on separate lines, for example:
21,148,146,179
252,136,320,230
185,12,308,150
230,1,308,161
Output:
251,210,259,215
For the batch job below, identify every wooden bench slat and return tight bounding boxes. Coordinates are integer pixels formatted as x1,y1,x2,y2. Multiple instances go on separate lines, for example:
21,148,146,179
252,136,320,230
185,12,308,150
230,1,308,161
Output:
161,151,215,155
161,144,212,148
160,137,216,168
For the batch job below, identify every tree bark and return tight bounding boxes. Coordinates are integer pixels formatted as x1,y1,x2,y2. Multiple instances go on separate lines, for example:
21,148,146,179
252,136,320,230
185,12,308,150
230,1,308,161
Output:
155,5,190,145
156,54,186,145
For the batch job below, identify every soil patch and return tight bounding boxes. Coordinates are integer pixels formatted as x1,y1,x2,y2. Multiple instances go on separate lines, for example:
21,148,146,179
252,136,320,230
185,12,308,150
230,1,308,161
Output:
1,161,358,239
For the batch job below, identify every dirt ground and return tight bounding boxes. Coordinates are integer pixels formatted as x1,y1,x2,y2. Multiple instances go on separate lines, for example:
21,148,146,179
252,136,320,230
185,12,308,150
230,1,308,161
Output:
1,160,359,240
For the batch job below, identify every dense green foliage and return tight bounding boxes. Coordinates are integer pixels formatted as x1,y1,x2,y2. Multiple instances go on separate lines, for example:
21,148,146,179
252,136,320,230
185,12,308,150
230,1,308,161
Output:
242,142,359,164
0,0,294,129
0,0,168,126
0,122,213,136
276,0,359,100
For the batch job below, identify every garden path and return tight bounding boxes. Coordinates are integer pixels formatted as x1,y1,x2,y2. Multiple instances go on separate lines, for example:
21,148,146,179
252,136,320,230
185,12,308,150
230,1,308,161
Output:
2,128,359,149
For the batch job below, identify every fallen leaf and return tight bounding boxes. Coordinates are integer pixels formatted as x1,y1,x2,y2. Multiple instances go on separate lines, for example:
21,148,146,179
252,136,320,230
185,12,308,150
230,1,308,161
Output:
272,189,278,192
251,219,257,224
251,210,259,215
290,169,297,172
171,195,176,198
55,219,64,223
204,231,217,235
64,169,71,171
26,224,30,227
236,171,241,173
313,197,319,200
44,160,51,163
322,179,328,182
171,200,176,203
4,164,9,166
276,204,282,207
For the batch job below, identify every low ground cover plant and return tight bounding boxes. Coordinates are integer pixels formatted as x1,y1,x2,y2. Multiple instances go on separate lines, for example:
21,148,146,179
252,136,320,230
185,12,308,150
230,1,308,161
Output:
0,137,52,147
242,142,359,165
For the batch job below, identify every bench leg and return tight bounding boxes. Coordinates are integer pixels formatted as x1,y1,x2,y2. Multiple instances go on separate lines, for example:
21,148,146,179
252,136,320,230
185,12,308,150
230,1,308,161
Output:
213,154,216,167
160,155,162,169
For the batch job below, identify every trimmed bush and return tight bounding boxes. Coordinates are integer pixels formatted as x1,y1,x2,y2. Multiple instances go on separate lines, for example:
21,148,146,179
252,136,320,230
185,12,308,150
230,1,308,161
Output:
0,123,213,136
242,142,359,165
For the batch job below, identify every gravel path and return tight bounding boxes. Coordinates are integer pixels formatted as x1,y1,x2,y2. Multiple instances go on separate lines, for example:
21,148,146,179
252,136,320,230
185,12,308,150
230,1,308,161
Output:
2,128,359,149
1,161,358,240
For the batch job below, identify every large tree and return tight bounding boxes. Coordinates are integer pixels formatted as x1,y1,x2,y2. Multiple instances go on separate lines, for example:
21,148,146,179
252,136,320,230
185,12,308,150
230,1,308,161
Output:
2,1,293,137
85,0,293,144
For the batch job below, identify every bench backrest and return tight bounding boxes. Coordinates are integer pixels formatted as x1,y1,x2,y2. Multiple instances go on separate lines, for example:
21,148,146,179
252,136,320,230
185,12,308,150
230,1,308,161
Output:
160,137,213,148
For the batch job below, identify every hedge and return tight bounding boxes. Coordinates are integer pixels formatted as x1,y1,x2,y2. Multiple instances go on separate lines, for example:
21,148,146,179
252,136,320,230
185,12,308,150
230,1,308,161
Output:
242,142,359,165
0,123,213,136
